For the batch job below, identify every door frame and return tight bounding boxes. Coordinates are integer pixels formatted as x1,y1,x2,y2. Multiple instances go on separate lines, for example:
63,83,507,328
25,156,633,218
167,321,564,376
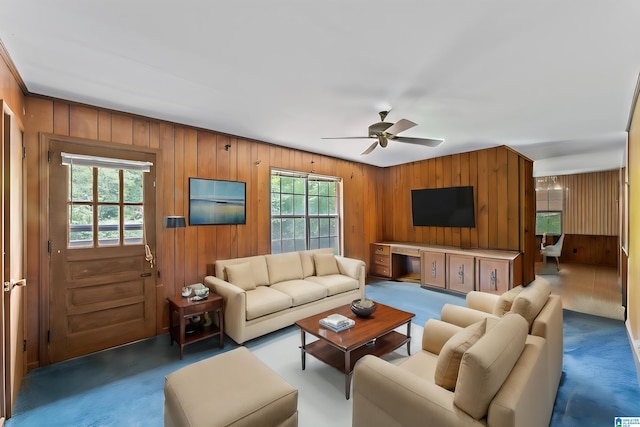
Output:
1,101,26,420
39,133,159,366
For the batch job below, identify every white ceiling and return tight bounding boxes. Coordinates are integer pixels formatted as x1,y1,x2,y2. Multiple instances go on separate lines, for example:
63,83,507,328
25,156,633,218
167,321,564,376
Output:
2,1,639,175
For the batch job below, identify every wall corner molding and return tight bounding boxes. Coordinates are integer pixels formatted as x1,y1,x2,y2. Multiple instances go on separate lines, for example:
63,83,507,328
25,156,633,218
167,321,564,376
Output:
0,38,28,95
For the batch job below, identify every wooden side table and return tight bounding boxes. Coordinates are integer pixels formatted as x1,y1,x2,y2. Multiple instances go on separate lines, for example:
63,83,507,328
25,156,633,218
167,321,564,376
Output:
168,293,224,359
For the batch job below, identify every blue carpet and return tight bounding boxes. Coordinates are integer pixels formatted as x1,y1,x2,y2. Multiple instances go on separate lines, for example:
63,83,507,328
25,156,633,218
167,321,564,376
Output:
5,282,640,426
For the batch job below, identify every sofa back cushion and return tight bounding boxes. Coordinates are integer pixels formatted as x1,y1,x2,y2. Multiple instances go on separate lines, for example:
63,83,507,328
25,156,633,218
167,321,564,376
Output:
299,248,334,278
492,285,524,316
435,319,487,390
224,262,257,291
265,253,303,284
314,253,340,276
215,256,270,287
454,313,528,420
510,279,551,329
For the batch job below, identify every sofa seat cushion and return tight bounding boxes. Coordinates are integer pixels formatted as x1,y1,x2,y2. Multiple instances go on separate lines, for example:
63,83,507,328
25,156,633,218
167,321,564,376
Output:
265,253,304,284
306,274,359,296
270,280,328,307
397,350,439,383
245,287,293,321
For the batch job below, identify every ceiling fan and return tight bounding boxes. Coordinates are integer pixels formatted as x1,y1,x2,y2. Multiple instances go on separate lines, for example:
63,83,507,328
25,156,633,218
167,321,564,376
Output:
322,111,444,155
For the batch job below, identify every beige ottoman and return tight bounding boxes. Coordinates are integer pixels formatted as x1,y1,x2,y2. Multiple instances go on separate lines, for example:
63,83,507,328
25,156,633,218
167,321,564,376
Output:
164,347,298,427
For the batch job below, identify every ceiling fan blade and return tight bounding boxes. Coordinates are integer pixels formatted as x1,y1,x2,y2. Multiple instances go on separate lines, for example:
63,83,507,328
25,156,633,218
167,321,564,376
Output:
321,136,372,140
392,136,444,147
361,141,378,155
384,119,417,136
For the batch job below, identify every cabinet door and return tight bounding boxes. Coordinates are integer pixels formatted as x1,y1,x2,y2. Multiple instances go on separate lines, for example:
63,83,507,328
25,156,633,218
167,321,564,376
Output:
447,254,475,293
421,251,446,288
477,258,510,294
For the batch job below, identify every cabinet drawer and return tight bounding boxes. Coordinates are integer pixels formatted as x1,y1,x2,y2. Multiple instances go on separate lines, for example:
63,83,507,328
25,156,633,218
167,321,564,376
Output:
371,244,390,256
373,254,390,266
371,264,391,277
182,298,222,316
477,258,510,294
421,251,446,288
392,246,420,257
447,254,475,293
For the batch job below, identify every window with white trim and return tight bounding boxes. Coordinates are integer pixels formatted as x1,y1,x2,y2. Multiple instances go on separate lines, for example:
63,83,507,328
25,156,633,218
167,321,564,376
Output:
270,170,341,254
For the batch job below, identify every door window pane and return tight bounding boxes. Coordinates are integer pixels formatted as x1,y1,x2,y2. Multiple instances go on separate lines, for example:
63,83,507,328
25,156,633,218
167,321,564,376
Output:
98,205,120,246
98,168,120,203
69,205,93,247
70,165,93,202
123,170,143,203
124,206,143,244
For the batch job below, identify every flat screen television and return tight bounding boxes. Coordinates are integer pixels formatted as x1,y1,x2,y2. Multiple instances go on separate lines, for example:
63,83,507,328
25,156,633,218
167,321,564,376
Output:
189,178,246,225
411,186,475,228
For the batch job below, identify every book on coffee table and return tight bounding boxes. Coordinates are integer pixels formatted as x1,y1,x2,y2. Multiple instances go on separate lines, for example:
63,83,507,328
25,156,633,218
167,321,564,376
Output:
320,314,355,332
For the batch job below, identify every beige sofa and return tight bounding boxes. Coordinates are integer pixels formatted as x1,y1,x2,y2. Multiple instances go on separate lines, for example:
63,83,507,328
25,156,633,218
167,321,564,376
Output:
440,278,563,409
352,313,550,427
203,248,365,344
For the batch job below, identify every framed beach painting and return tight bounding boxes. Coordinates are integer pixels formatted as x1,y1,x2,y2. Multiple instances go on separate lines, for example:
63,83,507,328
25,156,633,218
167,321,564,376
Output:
189,178,246,225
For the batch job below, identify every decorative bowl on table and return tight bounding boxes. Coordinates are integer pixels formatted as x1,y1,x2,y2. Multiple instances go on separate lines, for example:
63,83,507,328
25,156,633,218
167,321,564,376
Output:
350,298,377,318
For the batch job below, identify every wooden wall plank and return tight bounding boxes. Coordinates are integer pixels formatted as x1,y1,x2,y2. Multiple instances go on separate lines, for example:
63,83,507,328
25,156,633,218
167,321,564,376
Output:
98,111,111,142
111,114,133,145
496,147,509,249
476,149,489,248
196,132,217,278
133,119,150,147
69,105,98,140
53,102,69,135
184,129,199,283
487,148,499,248
468,151,479,249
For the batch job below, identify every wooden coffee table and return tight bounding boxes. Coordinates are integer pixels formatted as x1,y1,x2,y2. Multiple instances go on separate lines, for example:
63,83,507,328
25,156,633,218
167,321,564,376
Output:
295,302,414,399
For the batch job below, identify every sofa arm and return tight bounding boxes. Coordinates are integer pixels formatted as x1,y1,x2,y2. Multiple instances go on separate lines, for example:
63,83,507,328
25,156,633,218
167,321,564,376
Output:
203,276,247,343
352,355,477,427
440,304,500,328
336,256,366,297
421,319,463,354
466,291,500,313
336,256,365,281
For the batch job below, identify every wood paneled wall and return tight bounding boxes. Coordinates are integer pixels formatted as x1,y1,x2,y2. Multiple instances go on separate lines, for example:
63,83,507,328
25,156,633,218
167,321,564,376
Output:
4,50,535,369
381,146,536,285
628,84,640,346
21,96,385,369
553,170,619,235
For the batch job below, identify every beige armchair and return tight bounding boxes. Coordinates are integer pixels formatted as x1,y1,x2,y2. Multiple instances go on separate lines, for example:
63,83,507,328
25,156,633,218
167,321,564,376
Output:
352,313,550,427
440,278,563,411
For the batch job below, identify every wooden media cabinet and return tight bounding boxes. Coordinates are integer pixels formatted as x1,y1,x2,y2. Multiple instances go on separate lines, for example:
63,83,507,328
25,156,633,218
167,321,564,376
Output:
370,242,522,294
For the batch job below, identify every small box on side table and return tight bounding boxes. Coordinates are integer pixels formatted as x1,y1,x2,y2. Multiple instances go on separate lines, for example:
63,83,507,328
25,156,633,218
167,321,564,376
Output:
168,293,224,359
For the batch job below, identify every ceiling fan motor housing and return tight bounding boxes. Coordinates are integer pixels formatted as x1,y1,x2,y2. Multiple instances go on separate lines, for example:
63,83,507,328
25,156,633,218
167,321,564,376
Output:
368,121,393,138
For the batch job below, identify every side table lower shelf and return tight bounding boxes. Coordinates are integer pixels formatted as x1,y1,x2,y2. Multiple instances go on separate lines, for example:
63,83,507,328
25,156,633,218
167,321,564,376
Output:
167,294,224,359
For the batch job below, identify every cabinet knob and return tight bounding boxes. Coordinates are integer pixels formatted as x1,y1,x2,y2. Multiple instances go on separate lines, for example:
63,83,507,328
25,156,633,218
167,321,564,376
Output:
458,265,464,283
431,261,436,278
